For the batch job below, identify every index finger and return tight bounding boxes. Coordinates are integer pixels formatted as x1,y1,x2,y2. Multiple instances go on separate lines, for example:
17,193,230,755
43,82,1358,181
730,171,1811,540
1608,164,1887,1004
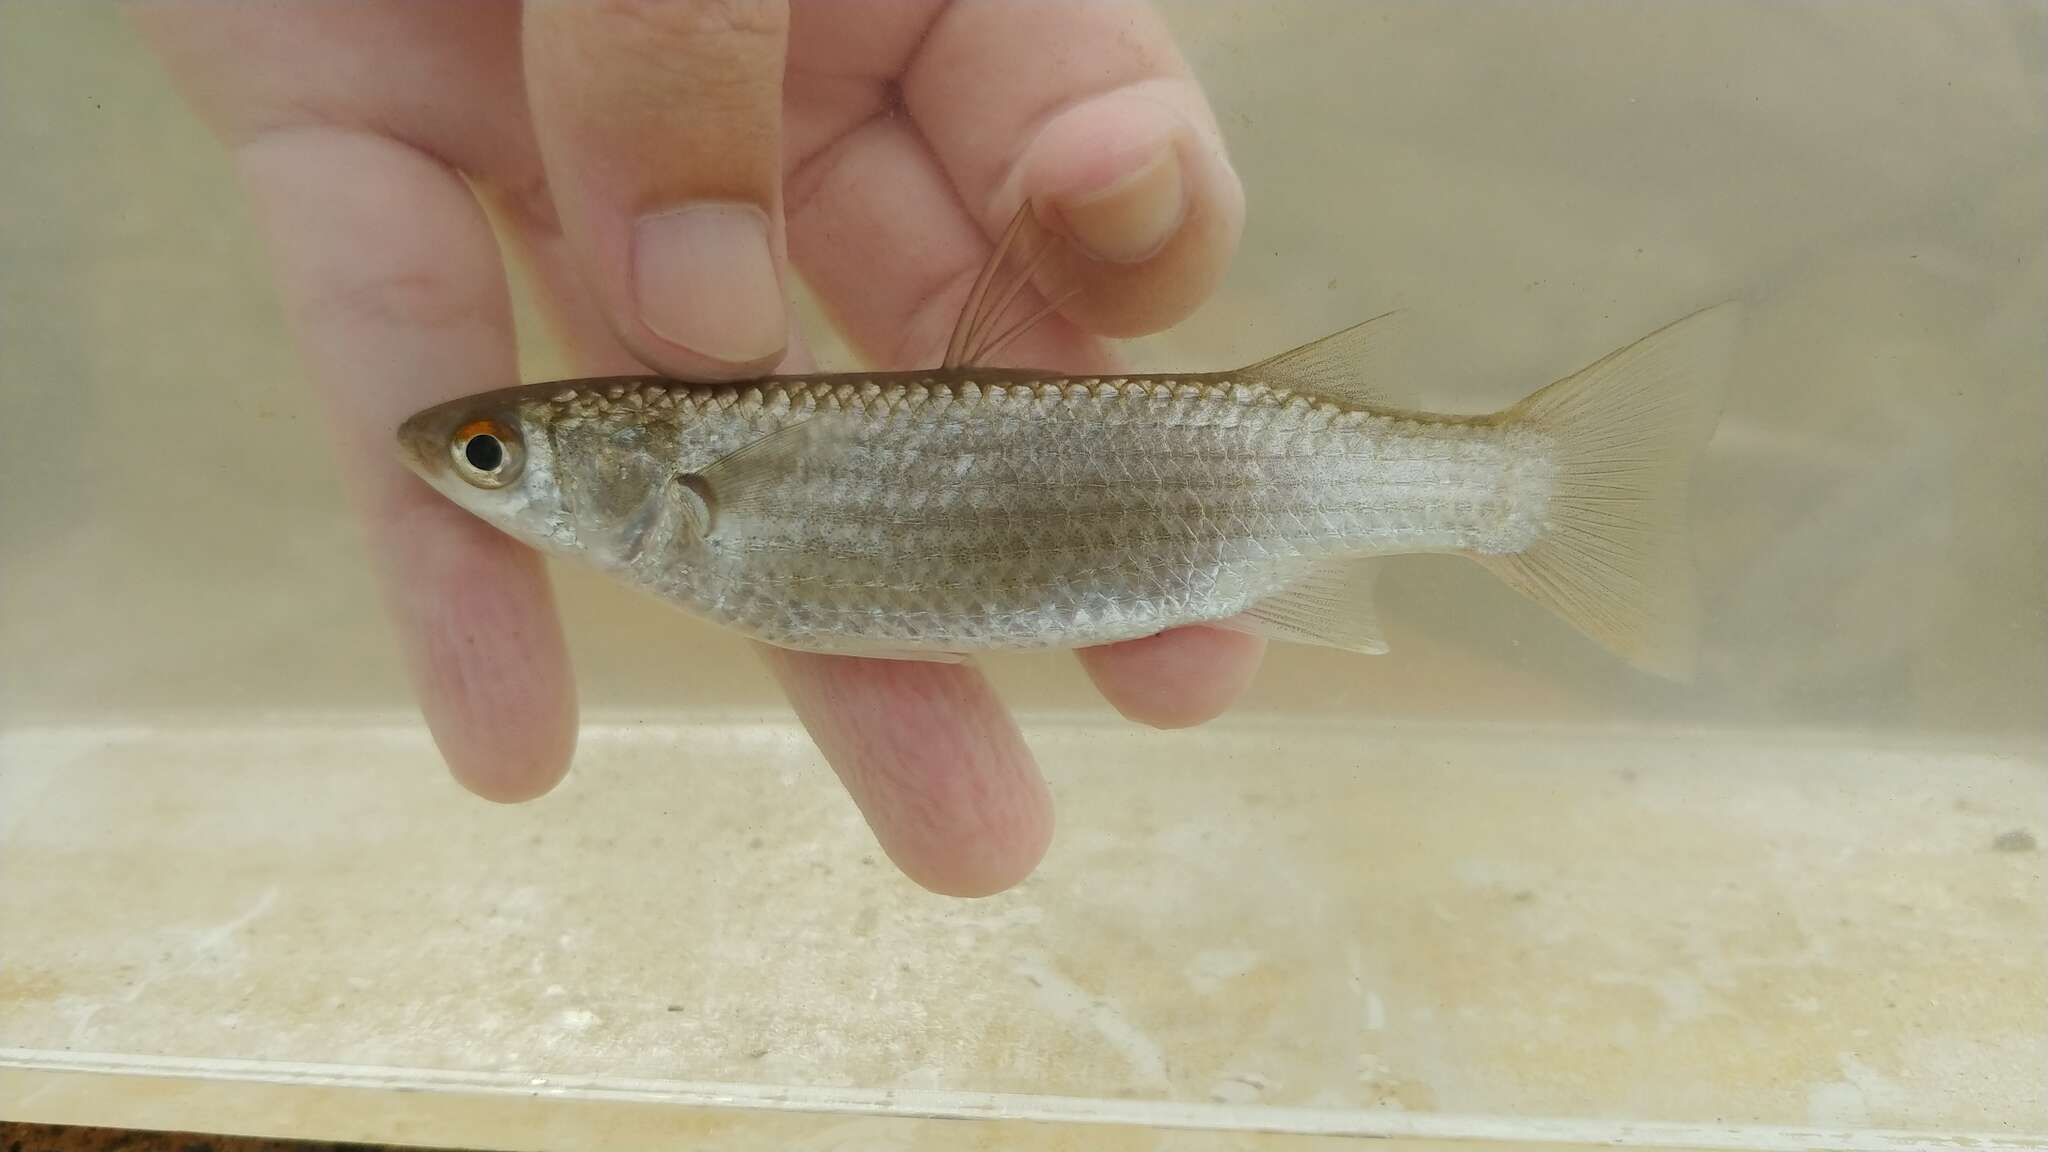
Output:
133,4,581,803
238,131,578,803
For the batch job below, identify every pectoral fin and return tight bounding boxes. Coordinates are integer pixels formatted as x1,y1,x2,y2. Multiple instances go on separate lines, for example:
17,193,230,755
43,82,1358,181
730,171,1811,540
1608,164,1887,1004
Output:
691,415,854,525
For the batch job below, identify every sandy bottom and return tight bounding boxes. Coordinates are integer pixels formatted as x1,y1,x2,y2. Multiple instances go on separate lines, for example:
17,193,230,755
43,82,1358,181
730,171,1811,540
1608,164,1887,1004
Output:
3,716,2041,1149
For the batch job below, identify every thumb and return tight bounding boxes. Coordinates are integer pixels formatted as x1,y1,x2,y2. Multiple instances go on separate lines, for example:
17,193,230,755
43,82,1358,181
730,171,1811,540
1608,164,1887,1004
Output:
524,0,790,378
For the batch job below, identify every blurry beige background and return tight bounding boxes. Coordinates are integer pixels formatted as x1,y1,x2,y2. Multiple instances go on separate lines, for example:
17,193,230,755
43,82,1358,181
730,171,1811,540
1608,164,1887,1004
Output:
3,2,2042,737
4,4,2046,1146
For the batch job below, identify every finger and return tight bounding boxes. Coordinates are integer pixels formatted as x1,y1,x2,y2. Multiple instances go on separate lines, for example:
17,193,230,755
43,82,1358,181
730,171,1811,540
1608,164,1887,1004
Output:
899,0,1244,336
786,112,1119,373
236,130,577,803
524,0,793,378
471,223,1054,898
761,649,1053,898
739,351,1052,898
1076,626,1266,730
784,0,1240,343
785,69,1263,733
129,2,537,165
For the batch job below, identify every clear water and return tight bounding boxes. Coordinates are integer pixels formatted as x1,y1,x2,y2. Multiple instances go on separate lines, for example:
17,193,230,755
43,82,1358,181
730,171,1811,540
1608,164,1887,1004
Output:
3,4,2043,1148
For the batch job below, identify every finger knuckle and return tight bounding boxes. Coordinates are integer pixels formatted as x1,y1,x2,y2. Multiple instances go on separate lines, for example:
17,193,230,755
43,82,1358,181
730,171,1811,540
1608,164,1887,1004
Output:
564,0,786,119
593,0,786,50
320,264,496,332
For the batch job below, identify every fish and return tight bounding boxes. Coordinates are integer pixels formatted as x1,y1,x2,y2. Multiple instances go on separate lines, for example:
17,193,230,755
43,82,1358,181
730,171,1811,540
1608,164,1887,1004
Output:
397,203,1737,678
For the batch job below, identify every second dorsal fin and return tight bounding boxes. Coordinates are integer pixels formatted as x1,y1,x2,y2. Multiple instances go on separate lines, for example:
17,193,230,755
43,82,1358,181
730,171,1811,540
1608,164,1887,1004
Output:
1243,310,1408,409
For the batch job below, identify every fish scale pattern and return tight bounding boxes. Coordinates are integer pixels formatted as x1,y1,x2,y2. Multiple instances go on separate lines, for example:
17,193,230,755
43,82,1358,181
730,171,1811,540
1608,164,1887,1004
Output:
535,374,1557,654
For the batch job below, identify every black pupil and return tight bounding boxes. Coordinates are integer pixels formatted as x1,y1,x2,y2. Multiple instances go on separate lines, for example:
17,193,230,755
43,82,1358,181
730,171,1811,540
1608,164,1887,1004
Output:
464,434,504,472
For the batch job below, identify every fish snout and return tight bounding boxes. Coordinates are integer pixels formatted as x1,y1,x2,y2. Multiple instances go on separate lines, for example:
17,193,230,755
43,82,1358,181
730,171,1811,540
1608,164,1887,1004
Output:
396,409,452,480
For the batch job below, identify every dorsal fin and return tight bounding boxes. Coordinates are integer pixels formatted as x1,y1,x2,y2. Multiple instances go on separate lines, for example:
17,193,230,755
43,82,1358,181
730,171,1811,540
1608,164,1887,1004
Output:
1243,310,1409,409
942,201,1082,371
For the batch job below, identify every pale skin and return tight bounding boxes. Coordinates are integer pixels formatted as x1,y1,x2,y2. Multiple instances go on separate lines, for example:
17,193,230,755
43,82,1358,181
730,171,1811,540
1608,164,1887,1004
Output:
136,0,1263,897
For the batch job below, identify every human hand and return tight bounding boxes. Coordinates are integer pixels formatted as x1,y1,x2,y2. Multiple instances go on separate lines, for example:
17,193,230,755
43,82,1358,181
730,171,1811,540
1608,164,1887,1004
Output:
135,0,1257,896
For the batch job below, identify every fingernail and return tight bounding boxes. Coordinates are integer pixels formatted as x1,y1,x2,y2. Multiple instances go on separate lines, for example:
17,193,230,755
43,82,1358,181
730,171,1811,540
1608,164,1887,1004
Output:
633,202,786,365
1056,144,1186,264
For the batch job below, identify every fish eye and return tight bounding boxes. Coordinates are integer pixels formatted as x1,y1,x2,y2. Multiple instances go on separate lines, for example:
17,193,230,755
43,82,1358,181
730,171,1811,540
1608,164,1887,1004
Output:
465,434,502,471
450,419,523,489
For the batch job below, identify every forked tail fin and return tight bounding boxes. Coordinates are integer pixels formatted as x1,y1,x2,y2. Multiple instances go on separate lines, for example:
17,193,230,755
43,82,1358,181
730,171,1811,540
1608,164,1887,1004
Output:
1474,303,1740,680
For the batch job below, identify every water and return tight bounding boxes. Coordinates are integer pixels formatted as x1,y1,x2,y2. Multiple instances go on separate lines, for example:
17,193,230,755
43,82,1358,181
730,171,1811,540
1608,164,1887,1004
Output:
3,3,2043,1148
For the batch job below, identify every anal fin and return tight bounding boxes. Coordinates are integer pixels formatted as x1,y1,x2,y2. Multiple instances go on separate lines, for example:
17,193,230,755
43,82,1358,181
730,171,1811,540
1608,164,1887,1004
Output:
1224,558,1389,655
